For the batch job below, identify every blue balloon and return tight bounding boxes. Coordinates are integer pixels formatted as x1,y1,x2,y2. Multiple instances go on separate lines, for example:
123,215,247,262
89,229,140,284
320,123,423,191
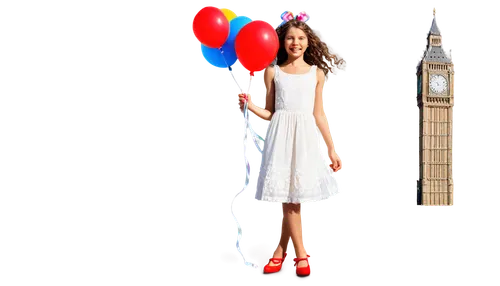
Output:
222,14,253,67
198,44,229,70
200,16,252,68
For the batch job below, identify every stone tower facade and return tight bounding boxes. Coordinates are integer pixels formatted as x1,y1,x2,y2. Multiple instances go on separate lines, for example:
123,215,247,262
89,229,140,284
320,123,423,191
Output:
415,8,456,208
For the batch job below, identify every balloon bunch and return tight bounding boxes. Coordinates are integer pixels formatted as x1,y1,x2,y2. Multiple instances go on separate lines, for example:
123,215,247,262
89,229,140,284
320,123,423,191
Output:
193,7,279,269
193,6,279,75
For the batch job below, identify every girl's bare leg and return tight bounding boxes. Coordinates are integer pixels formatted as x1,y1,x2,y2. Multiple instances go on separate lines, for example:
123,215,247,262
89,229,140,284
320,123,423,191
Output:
283,203,308,268
268,203,291,266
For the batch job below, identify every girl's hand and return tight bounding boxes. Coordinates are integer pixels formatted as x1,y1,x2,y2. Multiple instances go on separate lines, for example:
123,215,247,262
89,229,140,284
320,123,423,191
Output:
328,149,342,172
236,92,252,111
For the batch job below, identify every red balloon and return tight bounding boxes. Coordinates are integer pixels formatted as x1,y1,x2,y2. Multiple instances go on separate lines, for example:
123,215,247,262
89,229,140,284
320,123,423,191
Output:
193,7,229,48
235,20,279,73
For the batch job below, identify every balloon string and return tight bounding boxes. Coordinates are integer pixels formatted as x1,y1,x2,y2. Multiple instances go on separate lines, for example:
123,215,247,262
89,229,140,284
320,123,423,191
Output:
219,47,243,93
220,44,257,271
229,74,263,271
220,47,258,271
247,76,252,96
231,71,245,93
229,100,255,268
216,47,264,271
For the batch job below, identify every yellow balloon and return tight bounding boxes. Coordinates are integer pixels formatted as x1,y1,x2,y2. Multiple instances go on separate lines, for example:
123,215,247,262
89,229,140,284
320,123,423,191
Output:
220,8,237,22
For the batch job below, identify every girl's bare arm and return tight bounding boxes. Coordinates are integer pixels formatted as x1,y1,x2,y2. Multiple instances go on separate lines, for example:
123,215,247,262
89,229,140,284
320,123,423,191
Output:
313,68,336,152
249,66,275,121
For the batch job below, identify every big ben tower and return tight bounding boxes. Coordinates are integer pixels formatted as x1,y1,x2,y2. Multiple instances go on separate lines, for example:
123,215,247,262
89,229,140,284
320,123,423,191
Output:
416,9,454,206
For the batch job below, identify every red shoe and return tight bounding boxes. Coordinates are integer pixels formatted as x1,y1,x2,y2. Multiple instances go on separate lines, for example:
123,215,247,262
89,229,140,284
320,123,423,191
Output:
293,255,311,276
261,252,290,276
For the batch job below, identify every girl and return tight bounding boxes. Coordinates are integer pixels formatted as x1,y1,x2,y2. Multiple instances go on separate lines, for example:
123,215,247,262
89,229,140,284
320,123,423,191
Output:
238,16,344,276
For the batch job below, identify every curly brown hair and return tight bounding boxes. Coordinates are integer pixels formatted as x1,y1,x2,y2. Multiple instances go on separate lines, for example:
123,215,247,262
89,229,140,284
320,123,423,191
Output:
274,19,345,79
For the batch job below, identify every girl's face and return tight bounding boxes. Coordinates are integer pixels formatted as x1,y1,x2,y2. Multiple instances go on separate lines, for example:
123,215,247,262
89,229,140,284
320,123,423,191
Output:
284,27,308,58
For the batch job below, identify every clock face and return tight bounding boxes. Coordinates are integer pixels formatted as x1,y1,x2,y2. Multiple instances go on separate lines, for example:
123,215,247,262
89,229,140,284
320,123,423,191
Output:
430,74,448,94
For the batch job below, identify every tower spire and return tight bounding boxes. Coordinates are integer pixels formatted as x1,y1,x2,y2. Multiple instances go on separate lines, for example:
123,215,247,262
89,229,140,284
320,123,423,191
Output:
419,9,451,69
429,9,441,36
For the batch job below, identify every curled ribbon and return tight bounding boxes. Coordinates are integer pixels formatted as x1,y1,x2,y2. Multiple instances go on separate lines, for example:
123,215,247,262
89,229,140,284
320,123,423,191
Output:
279,11,310,27
210,14,264,272
229,77,264,271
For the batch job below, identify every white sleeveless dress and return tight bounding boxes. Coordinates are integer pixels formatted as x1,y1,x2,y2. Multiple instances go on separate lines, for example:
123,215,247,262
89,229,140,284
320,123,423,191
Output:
255,65,339,204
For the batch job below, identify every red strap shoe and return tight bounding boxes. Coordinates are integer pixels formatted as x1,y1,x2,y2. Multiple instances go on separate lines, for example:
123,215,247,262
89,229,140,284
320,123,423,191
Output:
293,255,311,276
261,252,290,276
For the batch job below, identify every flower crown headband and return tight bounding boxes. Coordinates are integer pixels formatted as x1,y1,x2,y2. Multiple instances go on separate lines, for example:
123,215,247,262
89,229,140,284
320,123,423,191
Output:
278,11,310,27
